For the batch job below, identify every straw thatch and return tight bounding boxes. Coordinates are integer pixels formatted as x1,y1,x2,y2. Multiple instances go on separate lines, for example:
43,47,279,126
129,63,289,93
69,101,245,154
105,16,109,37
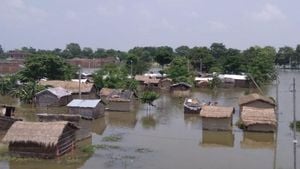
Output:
99,88,115,97
200,105,234,118
241,106,277,126
239,93,275,106
144,78,160,85
134,75,149,82
39,80,94,94
107,90,133,102
2,121,78,147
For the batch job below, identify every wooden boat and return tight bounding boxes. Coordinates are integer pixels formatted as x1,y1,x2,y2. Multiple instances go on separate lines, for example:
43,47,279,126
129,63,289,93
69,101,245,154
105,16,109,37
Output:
184,98,204,114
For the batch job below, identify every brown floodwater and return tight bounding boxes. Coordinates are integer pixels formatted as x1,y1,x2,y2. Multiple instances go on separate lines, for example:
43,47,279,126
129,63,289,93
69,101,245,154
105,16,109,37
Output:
0,70,299,169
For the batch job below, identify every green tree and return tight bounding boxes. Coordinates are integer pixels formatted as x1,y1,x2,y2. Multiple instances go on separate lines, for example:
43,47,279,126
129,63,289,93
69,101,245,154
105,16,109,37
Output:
10,81,45,104
82,47,93,58
19,54,74,81
210,43,227,59
245,46,276,86
0,75,18,95
190,47,215,72
296,44,300,68
0,44,4,55
167,57,191,83
93,64,131,90
154,46,174,67
65,43,81,58
94,48,106,58
175,46,190,57
140,91,159,115
276,46,295,67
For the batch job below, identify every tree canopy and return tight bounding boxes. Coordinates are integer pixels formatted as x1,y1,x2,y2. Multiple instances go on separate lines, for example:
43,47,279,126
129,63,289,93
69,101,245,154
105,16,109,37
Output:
19,54,75,81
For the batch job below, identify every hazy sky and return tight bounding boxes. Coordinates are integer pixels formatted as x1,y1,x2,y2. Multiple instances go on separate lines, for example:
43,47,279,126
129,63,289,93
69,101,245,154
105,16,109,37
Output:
0,0,299,51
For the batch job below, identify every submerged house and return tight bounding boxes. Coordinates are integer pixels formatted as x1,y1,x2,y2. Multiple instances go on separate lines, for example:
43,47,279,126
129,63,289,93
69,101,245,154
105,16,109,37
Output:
0,105,21,130
99,88,115,102
39,80,96,99
158,78,172,90
240,106,277,132
201,130,234,147
170,82,192,97
200,105,234,131
239,93,276,113
184,98,203,114
35,87,72,107
67,99,105,119
106,90,134,112
2,121,78,158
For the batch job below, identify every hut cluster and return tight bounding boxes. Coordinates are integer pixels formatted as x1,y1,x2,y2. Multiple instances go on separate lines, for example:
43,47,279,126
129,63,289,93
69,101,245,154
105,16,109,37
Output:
0,72,277,159
184,93,277,132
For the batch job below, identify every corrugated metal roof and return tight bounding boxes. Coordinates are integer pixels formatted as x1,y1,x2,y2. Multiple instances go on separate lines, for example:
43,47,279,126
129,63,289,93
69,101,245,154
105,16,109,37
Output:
67,99,101,108
47,87,72,98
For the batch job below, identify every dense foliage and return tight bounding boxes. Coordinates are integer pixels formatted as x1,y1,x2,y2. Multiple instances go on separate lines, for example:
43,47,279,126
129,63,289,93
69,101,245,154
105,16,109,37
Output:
18,54,75,81
93,64,138,92
3,42,300,87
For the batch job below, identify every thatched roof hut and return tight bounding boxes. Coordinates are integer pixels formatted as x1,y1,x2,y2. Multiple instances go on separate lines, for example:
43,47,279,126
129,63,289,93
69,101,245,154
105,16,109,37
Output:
239,93,275,112
240,106,277,132
200,105,234,131
39,80,94,94
200,105,234,118
99,88,115,98
106,90,134,111
2,121,78,158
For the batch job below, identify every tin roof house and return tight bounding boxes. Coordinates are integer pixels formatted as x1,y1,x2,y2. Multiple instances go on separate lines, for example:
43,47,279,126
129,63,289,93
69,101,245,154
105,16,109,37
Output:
67,99,105,119
35,87,72,107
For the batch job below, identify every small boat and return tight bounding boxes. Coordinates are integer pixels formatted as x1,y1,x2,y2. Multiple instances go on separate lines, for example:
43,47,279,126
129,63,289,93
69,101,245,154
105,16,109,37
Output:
0,105,22,130
184,98,204,114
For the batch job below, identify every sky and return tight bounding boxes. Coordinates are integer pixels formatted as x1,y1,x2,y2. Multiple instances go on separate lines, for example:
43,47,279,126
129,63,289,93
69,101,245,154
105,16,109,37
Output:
0,0,299,51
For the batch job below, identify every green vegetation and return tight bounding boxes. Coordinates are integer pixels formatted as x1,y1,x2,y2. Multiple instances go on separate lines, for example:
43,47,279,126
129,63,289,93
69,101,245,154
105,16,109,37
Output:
289,121,300,132
102,134,123,142
19,54,75,81
3,42,300,89
10,81,45,104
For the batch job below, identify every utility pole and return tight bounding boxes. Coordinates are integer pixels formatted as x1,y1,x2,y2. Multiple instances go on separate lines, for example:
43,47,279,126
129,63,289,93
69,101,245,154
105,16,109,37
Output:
273,71,279,169
130,60,133,78
292,78,297,169
78,64,81,99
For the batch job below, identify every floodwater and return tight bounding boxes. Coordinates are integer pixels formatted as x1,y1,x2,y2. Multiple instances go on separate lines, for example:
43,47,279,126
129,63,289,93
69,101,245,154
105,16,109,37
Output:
0,70,299,169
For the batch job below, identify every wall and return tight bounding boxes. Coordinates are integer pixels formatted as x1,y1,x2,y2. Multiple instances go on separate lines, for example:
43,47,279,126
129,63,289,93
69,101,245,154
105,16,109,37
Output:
202,117,232,131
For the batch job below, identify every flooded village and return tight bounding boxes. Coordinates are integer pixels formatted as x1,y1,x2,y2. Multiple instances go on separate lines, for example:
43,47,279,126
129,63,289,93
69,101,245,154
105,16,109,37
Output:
1,1,300,167
0,60,299,169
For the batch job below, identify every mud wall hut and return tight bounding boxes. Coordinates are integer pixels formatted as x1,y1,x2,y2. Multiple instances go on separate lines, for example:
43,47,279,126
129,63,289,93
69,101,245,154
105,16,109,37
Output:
2,121,78,158
238,93,275,113
67,99,105,119
170,82,192,97
35,87,72,107
200,105,234,131
106,90,134,112
240,106,277,132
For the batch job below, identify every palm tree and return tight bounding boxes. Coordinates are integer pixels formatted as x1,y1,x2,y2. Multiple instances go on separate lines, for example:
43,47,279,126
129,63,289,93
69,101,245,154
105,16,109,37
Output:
10,81,45,104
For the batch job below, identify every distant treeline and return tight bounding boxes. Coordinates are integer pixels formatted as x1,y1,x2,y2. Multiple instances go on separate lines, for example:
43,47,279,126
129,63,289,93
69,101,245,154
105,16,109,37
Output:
1,42,300,85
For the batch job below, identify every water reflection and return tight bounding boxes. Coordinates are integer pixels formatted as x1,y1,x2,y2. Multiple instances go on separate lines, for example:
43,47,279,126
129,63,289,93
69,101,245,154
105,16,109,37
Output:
141,115,157,129
105,111,137,129
77,118,106,140
184,114,201,129
200,130,234,147
240,132,275,149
